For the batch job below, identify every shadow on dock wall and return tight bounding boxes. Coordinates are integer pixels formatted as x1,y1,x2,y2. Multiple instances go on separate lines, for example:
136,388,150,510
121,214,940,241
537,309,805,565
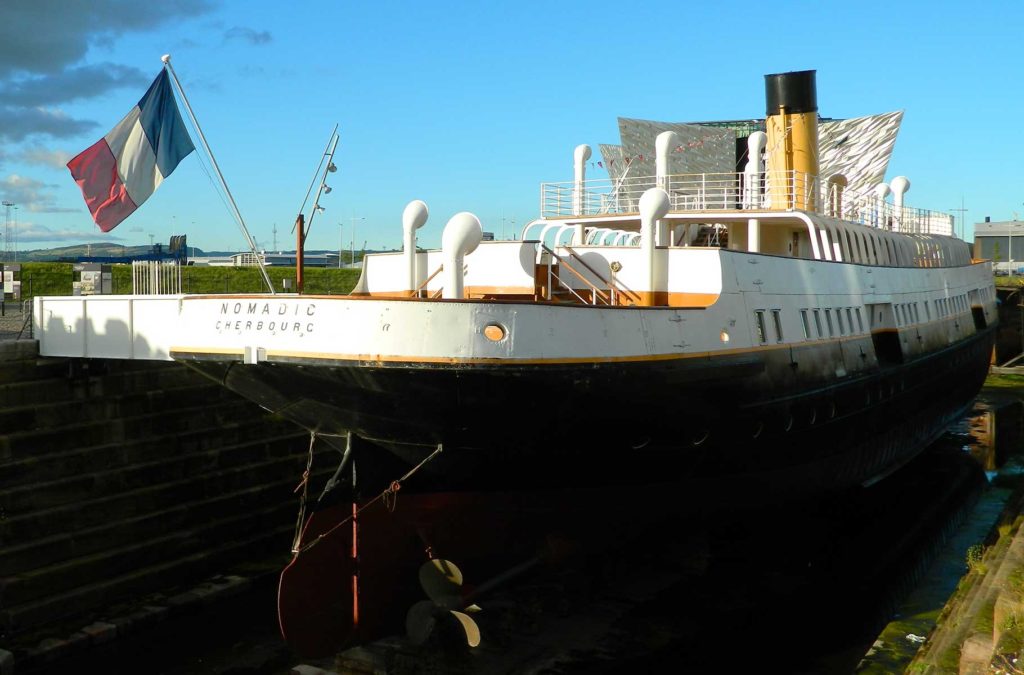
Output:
0,352,317,645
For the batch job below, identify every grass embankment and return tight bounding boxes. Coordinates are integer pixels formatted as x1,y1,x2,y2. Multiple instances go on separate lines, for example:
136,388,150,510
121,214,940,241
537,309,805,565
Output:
984,373,1024,389
10,262,360,299
995,277,1024,290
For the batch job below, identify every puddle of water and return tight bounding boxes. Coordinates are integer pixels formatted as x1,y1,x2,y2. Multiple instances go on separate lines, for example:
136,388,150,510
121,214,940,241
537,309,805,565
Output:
857,396,1023,672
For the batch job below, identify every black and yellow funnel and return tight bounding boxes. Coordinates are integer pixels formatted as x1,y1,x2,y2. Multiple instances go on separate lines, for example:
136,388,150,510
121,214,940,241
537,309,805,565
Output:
764,70,819,211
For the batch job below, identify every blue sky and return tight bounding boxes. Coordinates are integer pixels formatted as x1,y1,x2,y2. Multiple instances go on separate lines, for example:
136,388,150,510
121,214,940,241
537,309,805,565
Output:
0,0,1019,253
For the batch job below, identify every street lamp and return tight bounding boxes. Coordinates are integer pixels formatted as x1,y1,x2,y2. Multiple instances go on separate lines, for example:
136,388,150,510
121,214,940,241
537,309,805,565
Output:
350,216,365,264
1,201,13,263
1011,221,1023,277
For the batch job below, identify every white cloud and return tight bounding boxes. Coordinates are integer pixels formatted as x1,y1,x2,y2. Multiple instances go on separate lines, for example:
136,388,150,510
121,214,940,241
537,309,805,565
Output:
15,222,109,243
224,26,272,45
0,174,77,213
18,146,72,170
0,1,216,143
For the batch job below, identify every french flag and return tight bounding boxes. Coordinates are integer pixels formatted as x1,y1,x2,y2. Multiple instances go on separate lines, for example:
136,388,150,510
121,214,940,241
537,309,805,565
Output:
68,70,195,232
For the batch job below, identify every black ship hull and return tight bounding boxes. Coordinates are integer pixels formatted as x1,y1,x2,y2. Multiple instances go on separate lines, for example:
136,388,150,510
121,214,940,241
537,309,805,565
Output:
179,323,995,502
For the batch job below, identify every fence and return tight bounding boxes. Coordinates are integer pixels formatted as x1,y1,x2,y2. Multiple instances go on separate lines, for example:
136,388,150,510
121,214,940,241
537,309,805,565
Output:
540,170,955,237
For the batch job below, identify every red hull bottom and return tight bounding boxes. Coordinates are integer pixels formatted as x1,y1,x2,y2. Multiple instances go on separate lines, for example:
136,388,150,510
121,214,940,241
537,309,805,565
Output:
278,483,687,658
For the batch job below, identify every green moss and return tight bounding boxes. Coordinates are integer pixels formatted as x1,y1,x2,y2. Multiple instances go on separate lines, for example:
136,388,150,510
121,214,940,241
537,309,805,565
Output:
967,544,987,574
1010,567,1024,594
984,373,1024,389
972,596,998,636
936,643,963,673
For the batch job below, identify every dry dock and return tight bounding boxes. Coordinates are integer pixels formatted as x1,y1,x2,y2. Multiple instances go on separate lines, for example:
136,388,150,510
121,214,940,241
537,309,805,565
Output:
2,310,1024,673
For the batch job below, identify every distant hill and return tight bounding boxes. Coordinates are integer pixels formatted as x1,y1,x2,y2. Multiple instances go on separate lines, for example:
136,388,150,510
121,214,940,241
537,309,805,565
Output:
17,243,203,262
15,244,361,262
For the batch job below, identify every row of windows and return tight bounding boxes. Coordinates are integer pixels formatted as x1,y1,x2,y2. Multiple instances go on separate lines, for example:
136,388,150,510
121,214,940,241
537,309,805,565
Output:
817,221,970,269
753,309,784,344
754,292,983,344
797,307,865,341
754,306,866,344
894,302,921,326
896,294,971,326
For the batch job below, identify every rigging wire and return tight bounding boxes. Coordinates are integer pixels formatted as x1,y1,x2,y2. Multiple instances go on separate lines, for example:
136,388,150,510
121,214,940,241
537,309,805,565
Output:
161,56,274,293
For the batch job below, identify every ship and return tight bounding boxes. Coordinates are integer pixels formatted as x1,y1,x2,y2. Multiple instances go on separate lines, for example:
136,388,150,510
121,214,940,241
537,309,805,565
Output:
170,70,995,501
36,70,997,654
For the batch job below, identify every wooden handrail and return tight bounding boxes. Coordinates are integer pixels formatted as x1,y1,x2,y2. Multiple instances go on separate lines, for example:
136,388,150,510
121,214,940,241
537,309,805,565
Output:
541,243,640,305
415,264,443,297
562,244,640,303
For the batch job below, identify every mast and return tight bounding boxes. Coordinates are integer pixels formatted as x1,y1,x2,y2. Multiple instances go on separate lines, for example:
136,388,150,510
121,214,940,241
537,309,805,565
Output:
160,55,275,294
293,127,340,294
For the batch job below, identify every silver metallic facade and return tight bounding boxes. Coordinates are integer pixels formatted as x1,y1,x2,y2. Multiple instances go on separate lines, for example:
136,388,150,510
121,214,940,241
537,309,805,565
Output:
598,111,904,203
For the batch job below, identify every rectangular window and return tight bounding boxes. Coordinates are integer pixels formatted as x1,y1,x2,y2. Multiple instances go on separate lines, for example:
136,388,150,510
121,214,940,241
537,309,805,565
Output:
754,310,766,344
925,301,931,320
825,309,834,337
913,303,919,323
895,304,902,326
800,309,810,339
837,308,845,335
855,307,864,332
846,308,854,333
813,309,823,337
772,309,784,342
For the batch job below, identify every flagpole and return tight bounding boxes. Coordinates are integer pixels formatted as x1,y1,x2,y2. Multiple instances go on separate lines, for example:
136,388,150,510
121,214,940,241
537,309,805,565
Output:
160,54,275,294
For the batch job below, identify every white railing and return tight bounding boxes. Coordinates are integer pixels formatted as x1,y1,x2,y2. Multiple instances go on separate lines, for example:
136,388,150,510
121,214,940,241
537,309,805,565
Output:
132,260,182,295
540,170,955,237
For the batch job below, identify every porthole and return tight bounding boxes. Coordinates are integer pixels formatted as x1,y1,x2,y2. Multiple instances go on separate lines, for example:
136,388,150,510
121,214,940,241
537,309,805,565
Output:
483,323,507,341
692,430,710,446
751,421,764,439
783,415,794,432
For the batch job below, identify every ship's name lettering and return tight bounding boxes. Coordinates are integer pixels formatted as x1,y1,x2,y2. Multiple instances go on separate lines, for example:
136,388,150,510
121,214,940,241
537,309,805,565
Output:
215,301,316,334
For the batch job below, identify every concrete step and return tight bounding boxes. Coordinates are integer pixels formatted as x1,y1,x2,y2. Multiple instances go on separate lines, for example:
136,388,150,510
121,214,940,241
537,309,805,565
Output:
0,472,332,576
0,380,231,434
0,360,206,409
0,359,67,386
0,523,295,633
0,445,330,545
0,436,319,544
0,430,310,516
0,397,271,462
0,500,297,606
0,416,303,489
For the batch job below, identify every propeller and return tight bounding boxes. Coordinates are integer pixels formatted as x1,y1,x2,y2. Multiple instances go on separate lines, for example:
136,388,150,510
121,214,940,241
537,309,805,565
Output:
405,559,482,648
405,536,575,649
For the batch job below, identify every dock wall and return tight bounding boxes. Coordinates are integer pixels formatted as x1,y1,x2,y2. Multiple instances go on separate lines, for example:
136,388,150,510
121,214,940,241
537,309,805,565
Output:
0,340,319,646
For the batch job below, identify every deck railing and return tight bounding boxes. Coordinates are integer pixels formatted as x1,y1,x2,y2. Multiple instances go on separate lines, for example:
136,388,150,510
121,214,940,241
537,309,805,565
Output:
541,171,954,236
